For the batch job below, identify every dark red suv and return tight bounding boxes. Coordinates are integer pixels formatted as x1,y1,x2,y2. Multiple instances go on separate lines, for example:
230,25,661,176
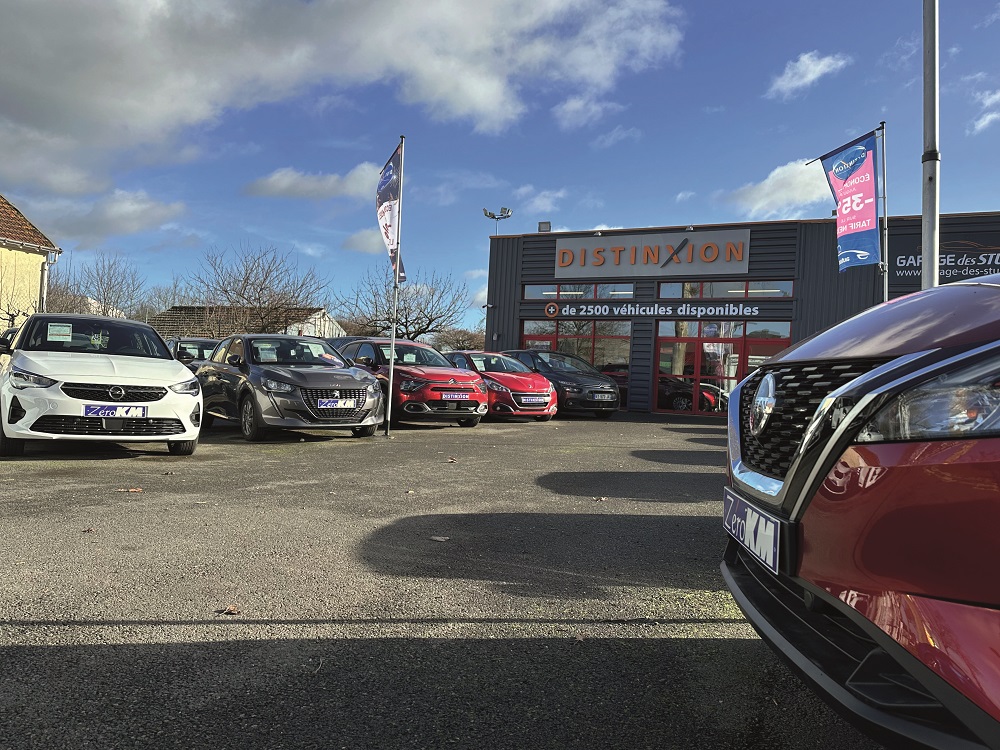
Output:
331,337,488,427
722,276,1000,749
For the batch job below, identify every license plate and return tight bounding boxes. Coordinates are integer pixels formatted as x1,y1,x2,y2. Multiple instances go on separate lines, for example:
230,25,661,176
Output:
593,393,614,400
84,404,147,418
521,396,547,403
442,393,470,400
318,398,356,409
723,487,781,575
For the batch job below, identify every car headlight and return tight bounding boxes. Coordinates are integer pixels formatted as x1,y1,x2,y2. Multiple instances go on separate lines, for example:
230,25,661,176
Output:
474,380,487,394
857,356,1000,442
262,378,295,393
10,367,57,390
556,381,582,394
399,379,426,392
366,382,380,397
487,380,509,393
168,377,200,395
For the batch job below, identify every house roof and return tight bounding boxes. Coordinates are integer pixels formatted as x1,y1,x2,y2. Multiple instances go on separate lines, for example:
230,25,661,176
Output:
0,195,57,250
148,305,327,339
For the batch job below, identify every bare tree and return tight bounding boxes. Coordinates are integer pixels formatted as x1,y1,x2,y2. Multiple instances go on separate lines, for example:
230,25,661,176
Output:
132,275,203,323
429,326,486,352
186,244,330,333
45,266,91,315
333,266,471,340
77,251,146,318
0,253,39,326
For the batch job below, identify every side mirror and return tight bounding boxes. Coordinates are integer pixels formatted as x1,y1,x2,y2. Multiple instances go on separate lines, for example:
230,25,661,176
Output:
0,342,9,355
227,354,242,366
354,355,374,367
176,351,195,365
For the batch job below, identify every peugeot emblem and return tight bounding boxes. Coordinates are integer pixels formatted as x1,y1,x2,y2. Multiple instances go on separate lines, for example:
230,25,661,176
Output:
332,390,340,398
749,373,776,437
108,386,126,401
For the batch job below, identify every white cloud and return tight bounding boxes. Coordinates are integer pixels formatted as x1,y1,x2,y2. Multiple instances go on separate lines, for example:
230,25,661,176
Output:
725,160,831,220
419,170,507,207
245,163,379,200
471,284,489,308
969,112,1000,135
975,90,1000,109
341,228,386,255
514,185,568,214
878,35,919,71
590,125,641,149
766,51,853,100
552,96,625,130
42,190,185,246
0,0,684,192
976,3,1000,28
465,269,489,280
675,191,695,202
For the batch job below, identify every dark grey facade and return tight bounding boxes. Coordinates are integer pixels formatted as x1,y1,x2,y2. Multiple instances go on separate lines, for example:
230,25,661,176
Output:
484,211,1000,414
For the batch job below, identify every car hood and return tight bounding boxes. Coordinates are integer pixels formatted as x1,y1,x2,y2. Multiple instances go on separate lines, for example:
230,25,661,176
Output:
13,351,193,384
771,277,1000,363
259,364,377,387
390,365,483,383
545,371,617,388
484,372,552,392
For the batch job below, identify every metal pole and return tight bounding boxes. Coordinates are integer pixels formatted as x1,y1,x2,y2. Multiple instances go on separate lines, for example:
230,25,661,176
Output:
384,135,405,437
879,122,889,303
921,0,940,289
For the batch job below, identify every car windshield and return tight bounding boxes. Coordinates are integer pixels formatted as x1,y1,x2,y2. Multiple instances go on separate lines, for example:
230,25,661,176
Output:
177,340,218,359
536,351,600,374
21,317,171,358
378,343,452,368
249,338,346,366
470,353,532,373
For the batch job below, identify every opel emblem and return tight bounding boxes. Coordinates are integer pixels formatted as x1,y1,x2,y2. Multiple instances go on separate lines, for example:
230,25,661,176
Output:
749,373,776,437
108,386,126,401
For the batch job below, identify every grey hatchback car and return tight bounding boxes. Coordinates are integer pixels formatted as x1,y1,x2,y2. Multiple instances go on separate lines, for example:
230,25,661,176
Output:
196,334,385,440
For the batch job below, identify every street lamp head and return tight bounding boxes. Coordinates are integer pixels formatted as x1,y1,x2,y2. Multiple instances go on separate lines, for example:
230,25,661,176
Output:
483,208,494,219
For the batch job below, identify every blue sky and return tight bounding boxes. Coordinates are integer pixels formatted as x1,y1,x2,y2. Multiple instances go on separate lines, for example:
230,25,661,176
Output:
3,1,1000,328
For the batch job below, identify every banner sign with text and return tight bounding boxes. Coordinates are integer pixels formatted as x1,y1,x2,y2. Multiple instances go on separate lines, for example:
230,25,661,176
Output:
821,132,880,273
553,229,750,279
376,143,407,283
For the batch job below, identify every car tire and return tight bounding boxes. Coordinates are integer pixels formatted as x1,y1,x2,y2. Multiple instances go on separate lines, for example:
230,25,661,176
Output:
167,437,198,456
239,396,268,442
670,394,693,411
0,428,26,457
352,424,377,438
534,414,553,422
457,417,481,428
593,410,615,419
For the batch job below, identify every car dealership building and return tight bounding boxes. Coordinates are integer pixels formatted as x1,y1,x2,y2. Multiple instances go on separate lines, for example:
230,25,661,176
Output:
483,211,1000,415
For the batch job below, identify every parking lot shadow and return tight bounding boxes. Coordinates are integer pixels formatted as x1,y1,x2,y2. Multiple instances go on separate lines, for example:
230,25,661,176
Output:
360,512,726,597
631,449,726,468
536,470,720,502
0,635,882,750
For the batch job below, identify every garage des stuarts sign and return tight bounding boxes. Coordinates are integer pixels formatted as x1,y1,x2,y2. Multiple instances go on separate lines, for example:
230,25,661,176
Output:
554,229,751,279
891,234,1000,285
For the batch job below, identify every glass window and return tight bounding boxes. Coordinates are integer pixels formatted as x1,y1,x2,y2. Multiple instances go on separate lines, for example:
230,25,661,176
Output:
658,342,695,376
748,280,794,297
523,320,556,335
657,320,699,337
658,282,702,299
701,281,747,298
557,320,593,336
596,320,631,336
557,337,593,361
227,338,244,362
522,339,553,351
594,338,630,370
558,283,592,298
700,321,744,338
746,322,792,338
596,283,634,299
523,284,557,299
211,338,232,363
355,342,377,361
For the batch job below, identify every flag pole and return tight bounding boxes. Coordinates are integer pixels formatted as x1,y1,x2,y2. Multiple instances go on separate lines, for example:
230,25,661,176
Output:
878,121,889,303
384,135,405,437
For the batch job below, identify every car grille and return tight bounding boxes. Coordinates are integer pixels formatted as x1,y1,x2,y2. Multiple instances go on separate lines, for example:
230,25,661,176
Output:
61,383,168,402
299,388,368,419
739,359,888,479
725,546,982,746
428,384,479,394
512,392,550,408
31,416,186,436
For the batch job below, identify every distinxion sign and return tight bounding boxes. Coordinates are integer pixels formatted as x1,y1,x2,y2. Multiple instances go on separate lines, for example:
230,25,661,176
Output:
554,229,751,279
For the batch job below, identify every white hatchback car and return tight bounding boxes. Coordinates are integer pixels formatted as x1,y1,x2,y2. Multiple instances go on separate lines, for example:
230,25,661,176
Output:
0,314,203,457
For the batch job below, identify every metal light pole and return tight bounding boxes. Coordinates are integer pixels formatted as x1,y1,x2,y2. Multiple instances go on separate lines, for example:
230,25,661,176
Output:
921,0,940,289
483,207,512,235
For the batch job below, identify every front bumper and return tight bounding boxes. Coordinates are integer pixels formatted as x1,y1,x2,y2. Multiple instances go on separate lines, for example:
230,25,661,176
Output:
2,384,201,443
722,542,1000,750
557,389,619,412
256,388,385,430
488,390,557,416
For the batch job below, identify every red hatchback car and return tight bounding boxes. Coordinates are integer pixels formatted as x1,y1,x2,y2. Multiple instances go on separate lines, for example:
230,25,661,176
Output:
722,276,1000,749
332,337,488,427
444,350,557,421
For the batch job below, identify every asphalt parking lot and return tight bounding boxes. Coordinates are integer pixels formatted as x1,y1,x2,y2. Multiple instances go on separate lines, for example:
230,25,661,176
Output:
0,413,883,750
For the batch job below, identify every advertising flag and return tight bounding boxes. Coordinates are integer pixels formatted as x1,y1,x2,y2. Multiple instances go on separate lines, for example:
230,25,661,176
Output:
821,132,880,273
376,143,406,283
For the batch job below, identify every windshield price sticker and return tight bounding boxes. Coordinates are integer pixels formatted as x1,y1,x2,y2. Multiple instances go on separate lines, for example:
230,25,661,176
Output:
723,488,781,575
318,399,355,409
442,393,470,400
47,323,73,342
